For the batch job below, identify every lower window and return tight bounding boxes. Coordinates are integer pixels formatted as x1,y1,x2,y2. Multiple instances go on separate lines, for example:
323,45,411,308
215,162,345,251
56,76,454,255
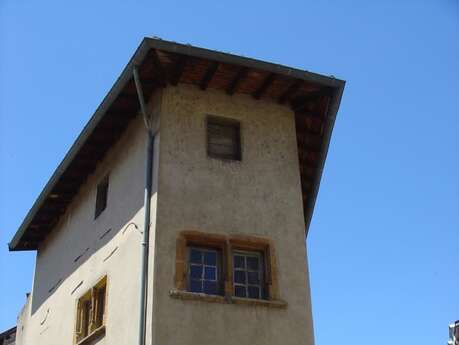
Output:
233,250,264,299
187,247,223,295
75,276,107,344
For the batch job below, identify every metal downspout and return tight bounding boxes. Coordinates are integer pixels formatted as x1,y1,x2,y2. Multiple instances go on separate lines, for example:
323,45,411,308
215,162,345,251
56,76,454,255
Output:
133,66,154,345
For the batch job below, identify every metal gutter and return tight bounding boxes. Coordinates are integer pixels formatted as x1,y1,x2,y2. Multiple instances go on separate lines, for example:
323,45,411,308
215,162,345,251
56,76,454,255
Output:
133,66,154,345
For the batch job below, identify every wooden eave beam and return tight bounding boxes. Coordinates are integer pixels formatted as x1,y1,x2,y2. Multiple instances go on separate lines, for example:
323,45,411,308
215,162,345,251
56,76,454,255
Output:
278,80,302,104
150,49,167,87
226,67,249,95
253,73,275,99
170,55,188,86
292,90,332,113
199,61,219,90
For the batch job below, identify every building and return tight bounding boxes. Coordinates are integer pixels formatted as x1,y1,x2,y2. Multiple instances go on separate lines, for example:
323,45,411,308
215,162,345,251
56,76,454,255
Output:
9,37,345,345
449,321,459,345
0,327,16,345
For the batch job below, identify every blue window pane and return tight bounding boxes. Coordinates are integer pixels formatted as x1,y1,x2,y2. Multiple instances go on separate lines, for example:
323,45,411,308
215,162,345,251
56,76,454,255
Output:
190,265,203,279
204,266,216,280
248,286,260,299
247,271,259,284
204,251,217,266
234,255,245,269
234,270,246,284
189,280,202,293
246,256,259,271
190,249,202,264
203,281,218,295
234,286,246,297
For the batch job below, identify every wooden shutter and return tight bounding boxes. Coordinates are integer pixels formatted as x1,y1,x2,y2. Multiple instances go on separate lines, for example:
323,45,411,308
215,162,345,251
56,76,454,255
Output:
75,300,83,342
207,117,241,160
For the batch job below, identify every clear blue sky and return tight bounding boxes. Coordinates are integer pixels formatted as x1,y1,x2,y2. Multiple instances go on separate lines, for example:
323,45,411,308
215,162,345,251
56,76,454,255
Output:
0,1,457,344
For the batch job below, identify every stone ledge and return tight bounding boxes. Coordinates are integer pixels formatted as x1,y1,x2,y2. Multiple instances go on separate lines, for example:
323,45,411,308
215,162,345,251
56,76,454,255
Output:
76,325,105,345
169,289,287,309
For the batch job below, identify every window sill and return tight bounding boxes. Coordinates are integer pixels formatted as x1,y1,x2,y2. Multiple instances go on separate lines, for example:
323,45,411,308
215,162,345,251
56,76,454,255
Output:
169,289,287,309
76,325,105,345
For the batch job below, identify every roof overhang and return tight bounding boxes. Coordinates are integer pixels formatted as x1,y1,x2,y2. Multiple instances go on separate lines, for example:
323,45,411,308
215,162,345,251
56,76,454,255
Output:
9,37,345,251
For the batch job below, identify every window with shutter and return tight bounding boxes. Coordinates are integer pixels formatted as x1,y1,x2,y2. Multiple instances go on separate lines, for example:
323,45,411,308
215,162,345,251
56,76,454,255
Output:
75,276,107,344
207,116,241,161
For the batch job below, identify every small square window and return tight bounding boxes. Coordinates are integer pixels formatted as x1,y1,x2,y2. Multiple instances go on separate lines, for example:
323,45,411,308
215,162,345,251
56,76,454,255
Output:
207,116,241,161
232,251,264,300
75,276,107,344
187,247,223,296
94,175,109,219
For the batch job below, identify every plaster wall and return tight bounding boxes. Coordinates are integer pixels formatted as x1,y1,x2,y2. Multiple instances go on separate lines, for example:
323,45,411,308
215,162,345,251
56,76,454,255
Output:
15,107,160,345
152,85,314,345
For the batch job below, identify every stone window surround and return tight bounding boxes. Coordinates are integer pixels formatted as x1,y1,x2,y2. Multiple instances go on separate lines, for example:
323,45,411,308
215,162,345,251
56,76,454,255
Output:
172,230,286,308
74,276,108,345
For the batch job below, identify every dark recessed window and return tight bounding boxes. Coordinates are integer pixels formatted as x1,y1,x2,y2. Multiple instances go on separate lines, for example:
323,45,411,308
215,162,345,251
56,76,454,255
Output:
207,116,241,161
94,175,109,219
233,250,265,299
187,247,223,296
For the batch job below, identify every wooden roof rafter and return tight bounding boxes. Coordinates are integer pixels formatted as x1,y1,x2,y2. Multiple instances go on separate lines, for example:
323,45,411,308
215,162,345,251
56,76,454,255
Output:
253,73,275,99
199,61,219,90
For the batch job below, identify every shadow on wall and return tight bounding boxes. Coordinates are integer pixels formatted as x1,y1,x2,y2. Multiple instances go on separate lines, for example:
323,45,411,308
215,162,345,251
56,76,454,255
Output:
29,118,155,317
30,189,146,316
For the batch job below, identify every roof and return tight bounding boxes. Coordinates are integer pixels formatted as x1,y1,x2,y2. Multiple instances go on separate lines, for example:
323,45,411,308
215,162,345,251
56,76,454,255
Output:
0,326,16,344
9,37,345,251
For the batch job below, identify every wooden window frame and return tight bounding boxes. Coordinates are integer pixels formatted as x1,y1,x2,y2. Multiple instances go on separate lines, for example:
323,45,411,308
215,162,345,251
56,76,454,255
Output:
187,246,223,295
232,250,265,299
175,231,227,292
228,235,279,301
174,231,281,304
206,115,242,161
74,276,108,345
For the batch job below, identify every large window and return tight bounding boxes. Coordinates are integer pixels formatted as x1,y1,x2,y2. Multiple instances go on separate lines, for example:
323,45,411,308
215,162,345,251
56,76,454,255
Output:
233,251,264,299
75,276,107,344
174,231,281,305
188,247,222,295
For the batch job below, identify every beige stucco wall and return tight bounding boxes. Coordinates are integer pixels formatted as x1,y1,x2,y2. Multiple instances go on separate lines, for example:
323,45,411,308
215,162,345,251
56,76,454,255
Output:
152,85,314,345
15,103,160,345
16,84,314,345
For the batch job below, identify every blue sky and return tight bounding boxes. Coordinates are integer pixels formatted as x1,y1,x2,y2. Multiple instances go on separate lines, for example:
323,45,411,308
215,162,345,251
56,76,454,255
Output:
0,1,457,344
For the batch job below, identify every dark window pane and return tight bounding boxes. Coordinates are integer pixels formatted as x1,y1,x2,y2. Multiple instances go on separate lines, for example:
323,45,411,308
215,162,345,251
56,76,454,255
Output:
190,249,202,264
246,256,259,271
190,265,203,279
234,270,246,284
234,286,246,297
248,286,260,299
204,266,216,281
203,281,218,295
234,255,245,269
204,251,217,266
247,271,259,284
189,280,202,293
95,175,109,219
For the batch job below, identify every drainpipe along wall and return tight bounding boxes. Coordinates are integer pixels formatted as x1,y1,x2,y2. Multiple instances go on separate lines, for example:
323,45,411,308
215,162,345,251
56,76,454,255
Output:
133,66,159,345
